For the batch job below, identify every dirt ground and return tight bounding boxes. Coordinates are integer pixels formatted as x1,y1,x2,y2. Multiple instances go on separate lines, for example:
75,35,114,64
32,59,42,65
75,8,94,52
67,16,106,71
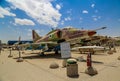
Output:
0,46,120,81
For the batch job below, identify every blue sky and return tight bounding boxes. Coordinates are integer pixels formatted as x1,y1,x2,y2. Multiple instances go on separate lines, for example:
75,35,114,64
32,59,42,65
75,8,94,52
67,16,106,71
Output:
0,0,120,43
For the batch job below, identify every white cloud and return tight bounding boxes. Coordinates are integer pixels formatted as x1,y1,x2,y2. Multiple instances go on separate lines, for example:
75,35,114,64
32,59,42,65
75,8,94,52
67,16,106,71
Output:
61,20,64,25
28,29,32,32
15,18,35,26
95,10,98,13
80,17,83,20
27,33,32,37
27,29,32,37
56,4,61,10
0,14,4,18
64,17,71,21
91,4,95,8
9,21,13,24
35,29,41,34
66,9,72,16
10,6,17,10
28,29,42,34
0,6,16,18
82,10,88,14
98,16,101,19
92,15,101,21
79,17,83,23
93,18,97,21
67,9,72,14
5,7,11,11
6,0,61,27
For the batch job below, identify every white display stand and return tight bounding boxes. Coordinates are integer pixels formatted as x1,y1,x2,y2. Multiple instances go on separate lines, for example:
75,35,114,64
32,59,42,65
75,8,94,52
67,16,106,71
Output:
60,42,71,58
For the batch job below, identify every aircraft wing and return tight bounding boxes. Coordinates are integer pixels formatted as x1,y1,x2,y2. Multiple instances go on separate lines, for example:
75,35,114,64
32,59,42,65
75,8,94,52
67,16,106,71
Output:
33,41,57,45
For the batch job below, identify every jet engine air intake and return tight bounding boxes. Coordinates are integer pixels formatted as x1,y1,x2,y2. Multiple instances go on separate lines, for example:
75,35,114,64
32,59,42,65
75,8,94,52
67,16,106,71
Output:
88,31,96,36
57,30,62,38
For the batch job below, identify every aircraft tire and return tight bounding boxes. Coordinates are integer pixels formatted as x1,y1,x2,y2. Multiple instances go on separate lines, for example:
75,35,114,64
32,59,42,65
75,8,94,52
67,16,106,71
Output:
55,51,58,54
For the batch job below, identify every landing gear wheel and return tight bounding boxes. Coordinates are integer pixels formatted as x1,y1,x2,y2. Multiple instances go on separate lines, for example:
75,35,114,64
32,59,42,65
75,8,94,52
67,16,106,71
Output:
40,52,45,56
55,51,58,54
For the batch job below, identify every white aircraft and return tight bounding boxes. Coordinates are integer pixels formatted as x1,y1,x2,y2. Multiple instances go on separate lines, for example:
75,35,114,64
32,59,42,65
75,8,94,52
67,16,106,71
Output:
72,46,105,54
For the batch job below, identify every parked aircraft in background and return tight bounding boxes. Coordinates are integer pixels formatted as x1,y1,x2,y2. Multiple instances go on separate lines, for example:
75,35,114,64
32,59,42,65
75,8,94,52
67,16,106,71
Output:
72,46,105,54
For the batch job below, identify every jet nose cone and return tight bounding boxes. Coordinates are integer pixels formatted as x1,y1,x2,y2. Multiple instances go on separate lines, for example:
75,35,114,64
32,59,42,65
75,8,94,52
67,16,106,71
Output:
88,31,96,36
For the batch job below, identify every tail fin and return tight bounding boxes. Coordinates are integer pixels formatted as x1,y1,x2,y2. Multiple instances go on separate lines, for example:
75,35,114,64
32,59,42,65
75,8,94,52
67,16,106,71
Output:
32,30,41,42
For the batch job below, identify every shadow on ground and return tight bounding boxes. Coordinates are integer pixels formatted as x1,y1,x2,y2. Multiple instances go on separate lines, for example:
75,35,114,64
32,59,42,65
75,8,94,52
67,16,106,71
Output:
13,53,61,60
